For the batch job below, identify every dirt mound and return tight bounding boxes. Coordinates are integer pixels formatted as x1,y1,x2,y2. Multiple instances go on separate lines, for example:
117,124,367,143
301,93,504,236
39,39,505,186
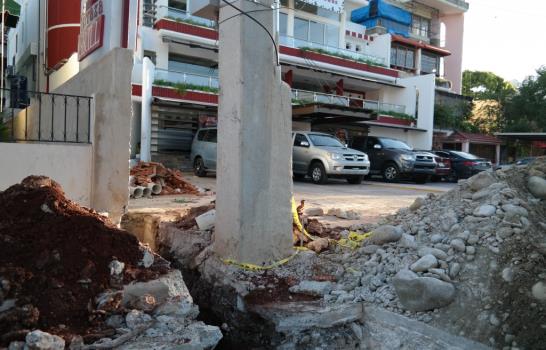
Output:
130,162,200,195
0,176,168,345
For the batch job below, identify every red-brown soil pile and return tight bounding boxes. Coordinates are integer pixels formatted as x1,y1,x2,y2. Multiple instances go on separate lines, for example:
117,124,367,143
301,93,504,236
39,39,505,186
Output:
0,176,168,345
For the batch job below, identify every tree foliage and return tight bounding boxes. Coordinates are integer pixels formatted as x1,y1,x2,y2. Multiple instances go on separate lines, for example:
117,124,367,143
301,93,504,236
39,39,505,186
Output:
434,101,475,132
503,67,546,132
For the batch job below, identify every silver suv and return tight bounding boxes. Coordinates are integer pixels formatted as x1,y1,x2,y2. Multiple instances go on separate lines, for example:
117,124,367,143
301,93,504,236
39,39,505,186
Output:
293,131,370,184
191,128,217,177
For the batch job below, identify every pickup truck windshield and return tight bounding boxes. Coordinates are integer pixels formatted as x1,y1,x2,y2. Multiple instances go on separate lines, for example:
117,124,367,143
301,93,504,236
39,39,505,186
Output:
308,134,344,147
381,138,412,150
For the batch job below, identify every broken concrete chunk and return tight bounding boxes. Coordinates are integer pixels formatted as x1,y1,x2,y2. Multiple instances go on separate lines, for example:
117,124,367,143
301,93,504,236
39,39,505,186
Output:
288,280,333,297
196,209,216,230
8,341,25,350
125,309,152,330
306,237,329,253
368,225,402,245
392,270,456,312
109,259,125,276
531,281,546,302
398,234,417,249
122,270,193,307
418,247,448,260
473,204,496,217
450,239,466,253
139,248,154,268
502,204,529,217
305,207,324,216
410,254,438,272
25,330,65,350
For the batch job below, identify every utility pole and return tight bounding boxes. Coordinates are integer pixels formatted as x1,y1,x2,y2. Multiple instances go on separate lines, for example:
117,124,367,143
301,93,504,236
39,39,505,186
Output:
213,0,294,265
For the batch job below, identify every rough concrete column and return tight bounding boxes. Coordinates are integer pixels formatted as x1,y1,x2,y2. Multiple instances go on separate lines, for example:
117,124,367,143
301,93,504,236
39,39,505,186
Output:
214,0,294,265
441,13,465,94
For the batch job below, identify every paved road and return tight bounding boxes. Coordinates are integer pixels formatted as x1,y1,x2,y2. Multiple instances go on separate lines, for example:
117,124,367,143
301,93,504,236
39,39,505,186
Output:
129,174,455,225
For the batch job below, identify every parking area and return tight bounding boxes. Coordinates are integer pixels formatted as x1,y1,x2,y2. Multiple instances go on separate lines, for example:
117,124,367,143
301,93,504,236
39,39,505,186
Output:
129,174,456,225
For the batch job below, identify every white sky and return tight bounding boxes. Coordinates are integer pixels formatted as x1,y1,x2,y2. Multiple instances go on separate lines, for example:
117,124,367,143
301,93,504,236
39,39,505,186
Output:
463,0,546,83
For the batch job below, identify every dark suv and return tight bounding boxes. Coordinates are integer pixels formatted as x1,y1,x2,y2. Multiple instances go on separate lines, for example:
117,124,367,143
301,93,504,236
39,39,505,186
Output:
351,136,437,183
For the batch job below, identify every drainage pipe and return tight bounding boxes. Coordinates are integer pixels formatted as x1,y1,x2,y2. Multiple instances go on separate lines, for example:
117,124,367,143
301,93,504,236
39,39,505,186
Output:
130,186,143,198
142,187,152,198
147,182,162,195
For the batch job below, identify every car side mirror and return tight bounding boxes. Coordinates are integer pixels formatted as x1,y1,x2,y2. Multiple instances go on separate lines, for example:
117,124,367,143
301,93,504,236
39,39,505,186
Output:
344,144,348,148
373,144,382,149
300,141,310,147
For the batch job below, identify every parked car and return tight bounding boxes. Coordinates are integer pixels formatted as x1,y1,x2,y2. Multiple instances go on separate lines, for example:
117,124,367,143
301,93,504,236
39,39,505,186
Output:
496,157,537,170
432,150,492,181
292,131,370,184
190,128,371,184
191,127,217,177
350,136,436,184
416,150,452,182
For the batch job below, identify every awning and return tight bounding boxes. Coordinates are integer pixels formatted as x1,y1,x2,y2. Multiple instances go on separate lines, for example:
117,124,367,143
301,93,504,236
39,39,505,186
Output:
364,121,427,132
1,0,20,28
392,35,451,57
495,132,546,141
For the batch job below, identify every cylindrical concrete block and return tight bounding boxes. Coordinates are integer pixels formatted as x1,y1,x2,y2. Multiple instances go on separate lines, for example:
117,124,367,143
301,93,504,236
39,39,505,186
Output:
142,187,152,198
147,182,162,195
130,186,143,198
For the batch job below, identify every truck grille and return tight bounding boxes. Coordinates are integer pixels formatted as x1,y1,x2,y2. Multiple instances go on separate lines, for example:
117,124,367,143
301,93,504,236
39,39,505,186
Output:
415,154,434,162
343,154,366,162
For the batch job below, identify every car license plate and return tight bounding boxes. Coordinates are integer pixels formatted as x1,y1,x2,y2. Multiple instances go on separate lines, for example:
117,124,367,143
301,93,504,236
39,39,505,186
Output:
438,162,445,167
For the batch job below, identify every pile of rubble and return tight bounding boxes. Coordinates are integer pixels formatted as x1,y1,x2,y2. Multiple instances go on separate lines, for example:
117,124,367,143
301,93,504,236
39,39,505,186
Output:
156,158,546,349
129,162,201,198
0,176,221,349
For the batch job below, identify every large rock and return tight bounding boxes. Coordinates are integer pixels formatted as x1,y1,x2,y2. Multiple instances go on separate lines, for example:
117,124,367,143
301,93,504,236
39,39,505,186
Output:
368,225,402,245
527,176,546,199
410,254,438,272
473,204,496,217
305,207,324,216
468,172,496,192
531,281,546,302
122,270,193,306
502,204,529,217
392,270,456,311
418,247,448,261
409,197,426,211
24,330,65,350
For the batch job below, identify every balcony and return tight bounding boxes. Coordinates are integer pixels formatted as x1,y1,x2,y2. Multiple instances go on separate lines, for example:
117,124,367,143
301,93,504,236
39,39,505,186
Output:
280,35,386,67
154,69,219,92
291,89,406,114
156,6,216,29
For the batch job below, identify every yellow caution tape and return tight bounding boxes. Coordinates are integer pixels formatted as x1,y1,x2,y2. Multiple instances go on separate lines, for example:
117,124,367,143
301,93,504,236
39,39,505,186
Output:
222,250,299,271
333,231,372,250
291,197,318,241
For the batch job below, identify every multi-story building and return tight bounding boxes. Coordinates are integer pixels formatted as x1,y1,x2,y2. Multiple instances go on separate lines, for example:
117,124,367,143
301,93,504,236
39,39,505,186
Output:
6,0,469,168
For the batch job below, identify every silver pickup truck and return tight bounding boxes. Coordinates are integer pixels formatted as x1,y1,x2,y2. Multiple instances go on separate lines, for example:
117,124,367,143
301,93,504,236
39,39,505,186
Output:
292,131,370,184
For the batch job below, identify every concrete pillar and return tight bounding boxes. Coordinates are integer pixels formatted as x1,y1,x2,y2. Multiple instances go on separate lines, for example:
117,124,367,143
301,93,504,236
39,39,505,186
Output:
214,0,294,265
462,141,469,153
495,144,501,165
140,57,154,162
415,48,422,75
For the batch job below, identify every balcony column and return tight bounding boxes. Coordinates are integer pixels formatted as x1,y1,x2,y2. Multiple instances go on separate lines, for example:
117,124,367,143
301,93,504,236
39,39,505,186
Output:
214,0,294,265
441,13,465,93
415,48,422,75
140,57,155,162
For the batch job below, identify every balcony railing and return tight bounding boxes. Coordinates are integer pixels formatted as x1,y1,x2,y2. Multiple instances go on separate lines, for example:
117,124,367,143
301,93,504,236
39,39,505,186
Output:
291,89,406,114
280,35,386,67
157,6,216,29
154,69,219,90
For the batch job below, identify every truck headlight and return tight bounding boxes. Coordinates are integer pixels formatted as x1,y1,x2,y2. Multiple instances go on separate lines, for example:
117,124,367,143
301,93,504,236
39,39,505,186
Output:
401,154,415,161
329,153,342,160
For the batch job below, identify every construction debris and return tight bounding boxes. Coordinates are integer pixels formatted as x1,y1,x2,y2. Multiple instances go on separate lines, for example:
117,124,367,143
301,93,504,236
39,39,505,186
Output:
129,162,201,196
0,176,221,349
149,158,546,349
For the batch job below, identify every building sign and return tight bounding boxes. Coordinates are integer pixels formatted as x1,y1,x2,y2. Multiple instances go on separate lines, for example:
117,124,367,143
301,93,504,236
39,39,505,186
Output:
78,0,105,60
299,0,344,13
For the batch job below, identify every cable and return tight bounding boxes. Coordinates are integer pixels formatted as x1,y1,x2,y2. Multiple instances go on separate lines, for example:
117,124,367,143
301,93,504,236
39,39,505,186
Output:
220,0,280,66
219,7,281,25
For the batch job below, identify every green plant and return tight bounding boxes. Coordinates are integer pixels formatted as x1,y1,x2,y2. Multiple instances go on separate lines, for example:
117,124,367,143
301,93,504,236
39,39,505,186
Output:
154,79,219,94
299,47,387,68
377,110,416,121
291,98,314,105
165,15,215,29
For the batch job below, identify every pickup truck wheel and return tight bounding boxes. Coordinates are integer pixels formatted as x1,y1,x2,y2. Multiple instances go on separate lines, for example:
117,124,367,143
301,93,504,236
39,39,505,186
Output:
346,175,363,184
382,163,399,182
309,162,328,184
193,157,207,177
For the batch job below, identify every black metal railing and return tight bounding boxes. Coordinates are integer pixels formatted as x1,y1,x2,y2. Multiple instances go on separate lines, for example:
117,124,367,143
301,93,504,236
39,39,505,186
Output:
0,88,93,144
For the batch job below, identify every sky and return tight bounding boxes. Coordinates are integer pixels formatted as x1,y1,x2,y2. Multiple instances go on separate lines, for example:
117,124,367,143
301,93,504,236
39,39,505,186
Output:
463,0,546,83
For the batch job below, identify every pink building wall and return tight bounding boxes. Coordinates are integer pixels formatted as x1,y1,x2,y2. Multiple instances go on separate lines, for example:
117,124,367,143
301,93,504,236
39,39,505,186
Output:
441,13,465,94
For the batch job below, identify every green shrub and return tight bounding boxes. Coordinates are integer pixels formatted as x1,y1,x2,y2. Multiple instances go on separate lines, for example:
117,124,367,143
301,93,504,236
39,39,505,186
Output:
299,47,386,68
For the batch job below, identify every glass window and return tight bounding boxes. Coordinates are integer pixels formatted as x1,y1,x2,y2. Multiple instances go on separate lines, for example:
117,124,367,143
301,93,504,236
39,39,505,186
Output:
294,17,309,41
421,52,439,75
294,0,339,20
280,0,288,6
279,12,288,36
197,130,206,141
412,15,430,38
203,129,217,143
294,134,309,147
169,54,218,76
326,24,339,47
391,45,415,69
308,134,344,147
309,21,324,44
381,138,412,150
169,0,187,11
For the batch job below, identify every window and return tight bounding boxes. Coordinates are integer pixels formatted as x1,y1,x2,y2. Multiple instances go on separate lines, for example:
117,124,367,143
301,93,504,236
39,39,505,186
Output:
197,130,207,141
279,12,288,36
294,134,309,147
143,0,155,27
203,129,217,143
308,134,344,147
293,17,339,47
346,43,352,50
412,15,430,38
168,54,218,76
169,0,187,11
421,52,440,75
391,45,415,70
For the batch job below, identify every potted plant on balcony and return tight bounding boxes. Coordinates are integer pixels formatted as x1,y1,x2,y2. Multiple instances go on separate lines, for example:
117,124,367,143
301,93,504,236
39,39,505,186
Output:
376,111,416,126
